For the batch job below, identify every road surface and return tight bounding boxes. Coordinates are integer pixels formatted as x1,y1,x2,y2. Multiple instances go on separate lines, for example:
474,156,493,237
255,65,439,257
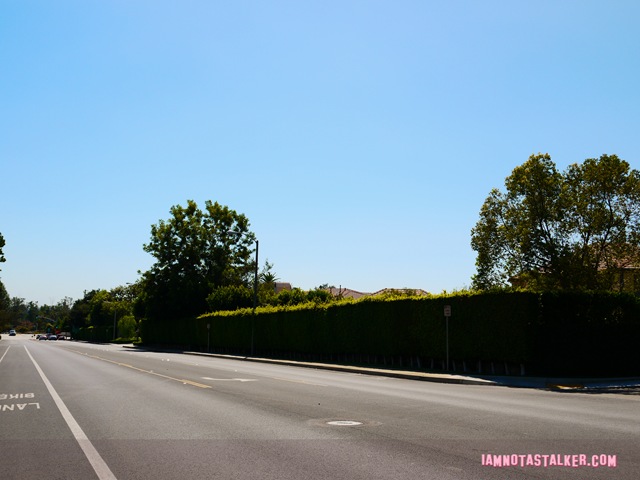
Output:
1,334,638,479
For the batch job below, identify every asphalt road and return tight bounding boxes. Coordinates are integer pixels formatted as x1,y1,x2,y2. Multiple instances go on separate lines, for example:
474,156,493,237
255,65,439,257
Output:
1,334,638,480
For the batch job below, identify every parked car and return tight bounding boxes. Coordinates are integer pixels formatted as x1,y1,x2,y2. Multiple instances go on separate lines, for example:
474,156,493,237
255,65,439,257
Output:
47,334,58,341
9,329,16,336
38,335,48,341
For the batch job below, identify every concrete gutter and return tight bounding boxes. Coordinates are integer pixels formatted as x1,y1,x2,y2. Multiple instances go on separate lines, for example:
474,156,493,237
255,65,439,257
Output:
121,344,640,390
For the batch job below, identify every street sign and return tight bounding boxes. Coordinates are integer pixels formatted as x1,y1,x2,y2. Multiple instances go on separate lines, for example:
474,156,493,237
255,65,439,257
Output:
444,305,451,317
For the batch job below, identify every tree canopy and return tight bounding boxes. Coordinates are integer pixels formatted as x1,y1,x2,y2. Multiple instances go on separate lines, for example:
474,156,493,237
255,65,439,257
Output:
66,286,137,340
0,231,5,270
137,200,256,321
0,233,8,331
0,280,10,332
471,153,640,291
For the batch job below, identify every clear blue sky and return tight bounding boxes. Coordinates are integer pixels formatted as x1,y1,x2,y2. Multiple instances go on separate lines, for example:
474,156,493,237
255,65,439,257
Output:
2,1,639,305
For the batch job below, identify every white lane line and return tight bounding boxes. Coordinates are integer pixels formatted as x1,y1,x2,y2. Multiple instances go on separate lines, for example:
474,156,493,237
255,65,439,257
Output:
0,345,10,363
268,376,328,387
24,346,117,480
202,377,257,382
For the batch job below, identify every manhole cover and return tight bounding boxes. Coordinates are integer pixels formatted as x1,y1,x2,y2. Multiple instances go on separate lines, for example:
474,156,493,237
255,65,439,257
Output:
307,418,381,428
326,420,363,426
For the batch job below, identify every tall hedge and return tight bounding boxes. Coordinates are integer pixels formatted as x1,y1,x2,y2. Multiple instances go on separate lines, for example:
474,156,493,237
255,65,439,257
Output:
142,291,640,376
532,292,640,375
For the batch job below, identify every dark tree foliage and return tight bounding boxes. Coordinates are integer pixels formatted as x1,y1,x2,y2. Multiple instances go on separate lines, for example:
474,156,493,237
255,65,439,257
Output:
137,200,255,322
0,232,5,270
0,280,11,332
70,290,99,330
471,153,640,291
206,284,254,312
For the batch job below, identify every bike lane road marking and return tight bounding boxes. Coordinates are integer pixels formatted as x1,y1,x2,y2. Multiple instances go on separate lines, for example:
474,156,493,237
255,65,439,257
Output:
24,346,118,480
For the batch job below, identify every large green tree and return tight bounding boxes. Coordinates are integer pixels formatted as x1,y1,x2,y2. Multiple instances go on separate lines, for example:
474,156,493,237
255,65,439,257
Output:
471,153,640,291
137,200,256,321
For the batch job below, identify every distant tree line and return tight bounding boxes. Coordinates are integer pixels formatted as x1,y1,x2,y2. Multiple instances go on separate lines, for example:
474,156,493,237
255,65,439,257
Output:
0,288,138,340
0,200,340,337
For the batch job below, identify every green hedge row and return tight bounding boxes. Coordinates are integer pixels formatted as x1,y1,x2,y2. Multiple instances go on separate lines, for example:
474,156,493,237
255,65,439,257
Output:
141,291,640,376
74,325,113,343
532,292,640,375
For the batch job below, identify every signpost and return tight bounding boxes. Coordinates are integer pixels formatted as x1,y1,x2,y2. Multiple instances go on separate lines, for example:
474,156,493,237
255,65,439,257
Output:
444,305,451,371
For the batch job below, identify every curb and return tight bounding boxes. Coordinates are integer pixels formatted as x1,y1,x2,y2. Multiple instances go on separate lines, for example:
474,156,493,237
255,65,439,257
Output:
121,344,640,390
122,344,494,385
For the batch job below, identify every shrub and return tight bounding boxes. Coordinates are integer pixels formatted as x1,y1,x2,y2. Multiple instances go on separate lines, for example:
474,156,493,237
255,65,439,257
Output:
207,285,254,311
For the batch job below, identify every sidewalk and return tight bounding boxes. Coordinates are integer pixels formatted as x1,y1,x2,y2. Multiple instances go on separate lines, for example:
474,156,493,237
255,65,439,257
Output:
122,344,640,391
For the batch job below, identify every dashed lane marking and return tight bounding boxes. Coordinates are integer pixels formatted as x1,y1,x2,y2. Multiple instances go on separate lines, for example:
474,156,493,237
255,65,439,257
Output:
0,345,10,363
69,350,212,389
201,377,257,382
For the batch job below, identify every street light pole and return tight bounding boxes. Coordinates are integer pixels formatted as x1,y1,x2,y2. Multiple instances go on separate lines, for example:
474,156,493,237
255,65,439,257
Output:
251,239,258,356
226,230,259,356
444,305,451,371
